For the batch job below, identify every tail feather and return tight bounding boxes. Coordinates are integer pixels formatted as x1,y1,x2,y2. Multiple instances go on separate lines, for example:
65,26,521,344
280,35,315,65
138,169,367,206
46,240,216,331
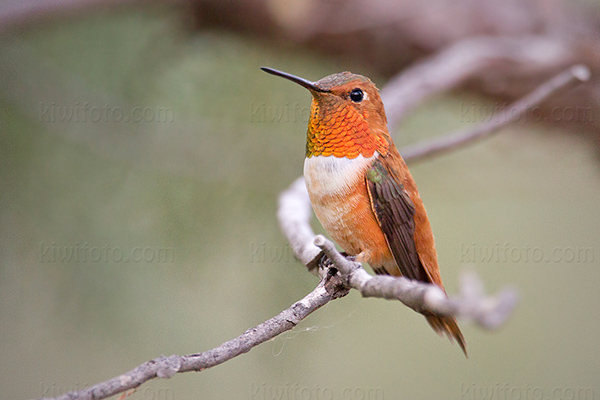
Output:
426,314,467,357
372,265,468,356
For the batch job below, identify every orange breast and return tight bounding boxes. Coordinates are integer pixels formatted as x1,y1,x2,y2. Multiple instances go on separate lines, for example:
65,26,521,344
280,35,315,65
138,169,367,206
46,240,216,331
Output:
303,154,393,267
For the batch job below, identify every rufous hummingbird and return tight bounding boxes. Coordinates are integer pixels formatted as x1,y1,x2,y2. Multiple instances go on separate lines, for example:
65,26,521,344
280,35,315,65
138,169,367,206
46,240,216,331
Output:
262,67,466,355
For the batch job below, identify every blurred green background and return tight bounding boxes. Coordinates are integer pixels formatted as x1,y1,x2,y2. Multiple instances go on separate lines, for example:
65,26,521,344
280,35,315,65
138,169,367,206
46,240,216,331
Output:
1,5,600,400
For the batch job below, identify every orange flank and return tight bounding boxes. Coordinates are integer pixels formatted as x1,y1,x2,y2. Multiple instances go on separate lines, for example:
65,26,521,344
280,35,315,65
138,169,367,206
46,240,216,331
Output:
262,67,467,356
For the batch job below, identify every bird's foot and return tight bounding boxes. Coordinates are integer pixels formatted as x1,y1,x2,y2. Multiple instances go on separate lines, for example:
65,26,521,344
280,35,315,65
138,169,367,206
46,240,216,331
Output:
307,251,356,274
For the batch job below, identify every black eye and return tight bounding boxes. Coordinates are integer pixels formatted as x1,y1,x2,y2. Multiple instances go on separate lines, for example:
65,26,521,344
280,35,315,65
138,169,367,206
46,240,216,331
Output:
349,88,364,102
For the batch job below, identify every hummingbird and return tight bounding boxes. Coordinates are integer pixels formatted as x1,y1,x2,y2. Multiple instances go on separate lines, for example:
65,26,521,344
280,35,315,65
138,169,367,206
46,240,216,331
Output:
262,67,466,355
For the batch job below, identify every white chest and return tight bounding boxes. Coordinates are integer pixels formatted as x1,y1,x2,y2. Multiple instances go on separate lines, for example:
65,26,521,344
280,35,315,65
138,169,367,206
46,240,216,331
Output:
303,153,377,197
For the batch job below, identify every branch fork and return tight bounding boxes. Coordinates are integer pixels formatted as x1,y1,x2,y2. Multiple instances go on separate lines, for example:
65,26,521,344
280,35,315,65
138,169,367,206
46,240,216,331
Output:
313,234,518,329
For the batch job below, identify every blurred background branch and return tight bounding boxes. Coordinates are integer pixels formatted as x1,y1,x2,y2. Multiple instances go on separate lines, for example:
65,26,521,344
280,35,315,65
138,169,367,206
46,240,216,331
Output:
191,0,599,141
2,0,598,145
400,64,591,162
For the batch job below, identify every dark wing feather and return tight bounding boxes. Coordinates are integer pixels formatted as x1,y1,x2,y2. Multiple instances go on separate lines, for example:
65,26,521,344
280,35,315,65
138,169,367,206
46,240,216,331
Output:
366,158,430,283
367,158,468,355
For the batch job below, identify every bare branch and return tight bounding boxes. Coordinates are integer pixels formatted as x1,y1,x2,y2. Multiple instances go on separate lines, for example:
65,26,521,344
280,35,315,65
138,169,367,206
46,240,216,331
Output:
277,176,321,270
314,235,518,329
400,64,591,163
38,278,344,400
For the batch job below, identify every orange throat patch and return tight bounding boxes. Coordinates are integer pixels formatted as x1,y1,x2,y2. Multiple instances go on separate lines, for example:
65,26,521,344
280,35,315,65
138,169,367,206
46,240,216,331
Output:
306,100,388,159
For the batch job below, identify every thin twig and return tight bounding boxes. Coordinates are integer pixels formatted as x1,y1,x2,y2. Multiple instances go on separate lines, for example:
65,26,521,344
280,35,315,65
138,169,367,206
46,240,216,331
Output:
400,64,591,163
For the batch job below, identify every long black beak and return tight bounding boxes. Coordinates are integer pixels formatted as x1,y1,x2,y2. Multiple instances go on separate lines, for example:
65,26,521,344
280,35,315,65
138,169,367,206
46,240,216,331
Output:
261,67,329,93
